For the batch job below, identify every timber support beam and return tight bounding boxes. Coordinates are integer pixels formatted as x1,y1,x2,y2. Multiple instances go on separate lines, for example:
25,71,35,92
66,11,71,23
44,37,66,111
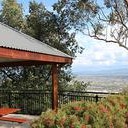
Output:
52,64,58,112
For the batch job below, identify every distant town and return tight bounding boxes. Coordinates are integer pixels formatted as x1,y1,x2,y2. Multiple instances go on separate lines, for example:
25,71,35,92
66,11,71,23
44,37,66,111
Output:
74,68,128,93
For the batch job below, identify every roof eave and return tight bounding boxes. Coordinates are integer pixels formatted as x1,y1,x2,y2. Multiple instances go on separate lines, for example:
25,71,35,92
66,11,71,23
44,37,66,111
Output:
0,47,72,67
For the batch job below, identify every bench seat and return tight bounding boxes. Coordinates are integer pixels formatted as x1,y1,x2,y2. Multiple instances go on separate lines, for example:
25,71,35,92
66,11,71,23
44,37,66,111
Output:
0,116,28,123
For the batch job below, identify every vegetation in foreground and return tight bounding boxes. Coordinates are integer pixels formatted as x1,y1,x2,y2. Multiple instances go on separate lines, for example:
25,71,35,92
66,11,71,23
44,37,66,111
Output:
31,95,128,128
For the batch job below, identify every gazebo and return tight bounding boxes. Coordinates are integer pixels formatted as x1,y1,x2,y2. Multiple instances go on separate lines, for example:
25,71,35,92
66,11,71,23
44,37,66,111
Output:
0,22,72,111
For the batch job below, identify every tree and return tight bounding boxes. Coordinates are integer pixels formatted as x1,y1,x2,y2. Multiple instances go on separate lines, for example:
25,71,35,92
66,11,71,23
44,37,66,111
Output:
25,1,83,56
0,0,24,30
0,0,26,90
24,1,84,91
0,0,84,91
54,0,128,50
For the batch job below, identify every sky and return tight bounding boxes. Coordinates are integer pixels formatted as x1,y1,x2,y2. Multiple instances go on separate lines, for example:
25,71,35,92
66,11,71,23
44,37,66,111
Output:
2,0,128,74
17,0,58,13
72,34,128,74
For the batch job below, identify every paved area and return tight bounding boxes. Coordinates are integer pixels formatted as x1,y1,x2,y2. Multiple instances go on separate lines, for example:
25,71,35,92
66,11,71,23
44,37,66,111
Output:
0,114,39,128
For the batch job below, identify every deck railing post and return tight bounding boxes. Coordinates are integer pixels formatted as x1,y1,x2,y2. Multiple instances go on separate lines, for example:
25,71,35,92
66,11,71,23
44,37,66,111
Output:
95,95,98,103
8,91,11,107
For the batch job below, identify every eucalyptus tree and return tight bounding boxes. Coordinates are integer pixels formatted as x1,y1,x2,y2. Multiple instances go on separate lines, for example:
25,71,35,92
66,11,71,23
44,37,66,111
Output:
24,1,84,91
54,0,128,50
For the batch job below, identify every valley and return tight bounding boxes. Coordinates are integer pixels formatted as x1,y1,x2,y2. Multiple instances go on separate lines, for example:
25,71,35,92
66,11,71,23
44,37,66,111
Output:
74,75,128,93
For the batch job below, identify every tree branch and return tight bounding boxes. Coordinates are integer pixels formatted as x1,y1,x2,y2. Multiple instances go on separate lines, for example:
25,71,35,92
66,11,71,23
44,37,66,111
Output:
124,0,128,8
1,69,15,81
89,34,128,50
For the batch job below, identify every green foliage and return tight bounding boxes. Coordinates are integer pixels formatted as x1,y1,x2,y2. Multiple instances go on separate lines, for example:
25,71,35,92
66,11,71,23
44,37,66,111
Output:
0,0,84,91
53,0,128,50
53,0,99,31
0,66,52,90
62,80,90,91
91,23,104,36
0,0,24,30
24,1,82,90
25,1,83,57
31,95,128,128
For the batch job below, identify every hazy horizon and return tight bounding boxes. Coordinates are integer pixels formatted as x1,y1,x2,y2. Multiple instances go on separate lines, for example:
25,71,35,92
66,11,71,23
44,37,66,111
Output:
73,66,128,76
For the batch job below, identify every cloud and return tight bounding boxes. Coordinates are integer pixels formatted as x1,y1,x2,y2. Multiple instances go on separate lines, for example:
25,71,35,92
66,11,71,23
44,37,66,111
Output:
72,34,128,72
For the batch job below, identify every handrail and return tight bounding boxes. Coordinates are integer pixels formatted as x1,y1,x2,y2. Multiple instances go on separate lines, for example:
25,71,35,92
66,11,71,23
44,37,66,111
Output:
0,89,119,94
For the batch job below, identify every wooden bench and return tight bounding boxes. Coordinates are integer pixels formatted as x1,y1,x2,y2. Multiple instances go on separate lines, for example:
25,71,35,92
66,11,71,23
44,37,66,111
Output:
0,108,21,117
0,116,28,123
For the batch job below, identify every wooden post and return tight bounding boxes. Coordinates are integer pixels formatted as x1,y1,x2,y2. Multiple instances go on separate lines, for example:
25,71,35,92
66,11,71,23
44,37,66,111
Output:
52,64,58,112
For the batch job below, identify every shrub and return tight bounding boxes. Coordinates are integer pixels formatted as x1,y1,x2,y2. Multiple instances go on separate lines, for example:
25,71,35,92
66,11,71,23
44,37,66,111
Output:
31,95,128,128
